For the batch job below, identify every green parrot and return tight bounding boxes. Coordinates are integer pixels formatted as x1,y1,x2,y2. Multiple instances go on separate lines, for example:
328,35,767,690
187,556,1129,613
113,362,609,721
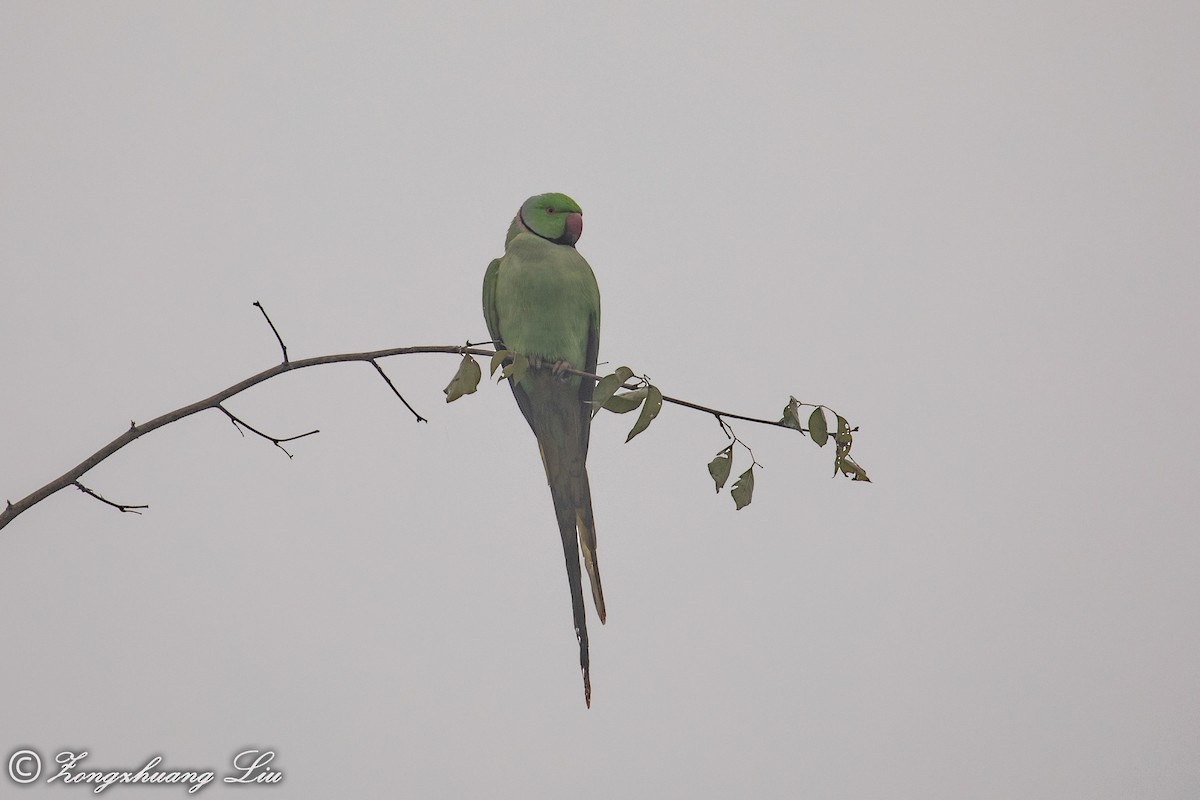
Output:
482,192,605,707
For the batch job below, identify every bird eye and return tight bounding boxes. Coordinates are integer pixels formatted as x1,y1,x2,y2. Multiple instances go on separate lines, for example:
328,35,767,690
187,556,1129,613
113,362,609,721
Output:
546,207,555,214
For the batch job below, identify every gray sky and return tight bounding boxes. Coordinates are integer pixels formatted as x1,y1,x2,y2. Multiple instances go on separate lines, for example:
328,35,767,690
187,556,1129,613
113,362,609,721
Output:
2,2,1197,797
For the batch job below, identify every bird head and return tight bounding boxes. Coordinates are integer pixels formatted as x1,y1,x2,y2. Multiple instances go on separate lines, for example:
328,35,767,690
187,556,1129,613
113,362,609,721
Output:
519,193,583,247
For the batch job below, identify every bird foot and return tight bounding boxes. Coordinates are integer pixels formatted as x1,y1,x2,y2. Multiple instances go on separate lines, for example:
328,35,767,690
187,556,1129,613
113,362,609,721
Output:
527,355,575,380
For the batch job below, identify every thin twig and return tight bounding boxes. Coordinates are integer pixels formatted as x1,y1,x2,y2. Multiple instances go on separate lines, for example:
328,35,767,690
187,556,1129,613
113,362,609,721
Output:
369,359,427,423
717,416,735,439
217,404,319,458
72,482,148,514
253,301,289,364
715,417,761,469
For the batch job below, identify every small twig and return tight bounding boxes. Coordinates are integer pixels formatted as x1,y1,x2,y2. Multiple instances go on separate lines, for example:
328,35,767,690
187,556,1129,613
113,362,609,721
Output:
72,482,148,514
717,415,734,439
715,417,762,469
253,301,289,364
369,359,427,423
736,437,761,469
217,404,319,458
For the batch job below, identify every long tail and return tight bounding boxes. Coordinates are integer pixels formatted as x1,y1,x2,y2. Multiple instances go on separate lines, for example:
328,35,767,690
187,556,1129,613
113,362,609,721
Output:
550,481,593,707
540,442,605,707
519,375,606,707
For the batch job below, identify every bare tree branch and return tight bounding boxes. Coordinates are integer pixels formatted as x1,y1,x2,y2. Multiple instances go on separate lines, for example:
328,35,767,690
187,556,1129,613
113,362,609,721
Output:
0,342,488,532
2,308,862,532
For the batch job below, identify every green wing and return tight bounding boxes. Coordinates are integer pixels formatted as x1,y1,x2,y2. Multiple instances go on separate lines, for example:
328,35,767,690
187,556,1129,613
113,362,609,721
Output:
579,305,599,456
482,257,503,348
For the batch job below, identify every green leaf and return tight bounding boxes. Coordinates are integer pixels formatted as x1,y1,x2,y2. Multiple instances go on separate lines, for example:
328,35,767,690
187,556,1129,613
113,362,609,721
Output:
443,355,481,403
834,443,849,475
625,385,663,442
834,414,852,447
780,396,804,433
808,406,828,447
707,444,734,492
731,466,755,510
836,454,872,483
591,366,634,419
604,388,647,414
502,352,528,385
489,349,508,377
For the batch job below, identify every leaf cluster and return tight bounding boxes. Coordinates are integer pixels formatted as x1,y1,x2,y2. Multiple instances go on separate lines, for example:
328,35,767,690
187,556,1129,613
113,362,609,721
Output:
779,397,871,483
446,355,870,512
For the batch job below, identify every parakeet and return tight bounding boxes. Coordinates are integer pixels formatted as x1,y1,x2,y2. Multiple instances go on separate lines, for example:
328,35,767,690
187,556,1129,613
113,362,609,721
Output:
482,192,605,707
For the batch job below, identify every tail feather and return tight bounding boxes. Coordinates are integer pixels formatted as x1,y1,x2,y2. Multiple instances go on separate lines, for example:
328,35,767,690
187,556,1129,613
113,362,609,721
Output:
552,485,592,707
525,377,603,706
576,471,605,624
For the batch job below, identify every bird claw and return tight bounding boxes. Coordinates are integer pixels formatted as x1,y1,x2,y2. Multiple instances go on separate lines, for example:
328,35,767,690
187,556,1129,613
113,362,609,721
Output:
527,355,574,380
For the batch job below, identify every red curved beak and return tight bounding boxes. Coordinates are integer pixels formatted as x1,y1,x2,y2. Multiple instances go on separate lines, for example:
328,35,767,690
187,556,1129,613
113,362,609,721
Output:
561,212,583,246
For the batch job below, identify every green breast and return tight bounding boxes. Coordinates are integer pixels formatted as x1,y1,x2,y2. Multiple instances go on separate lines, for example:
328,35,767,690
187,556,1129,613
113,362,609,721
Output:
495,233,599,372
